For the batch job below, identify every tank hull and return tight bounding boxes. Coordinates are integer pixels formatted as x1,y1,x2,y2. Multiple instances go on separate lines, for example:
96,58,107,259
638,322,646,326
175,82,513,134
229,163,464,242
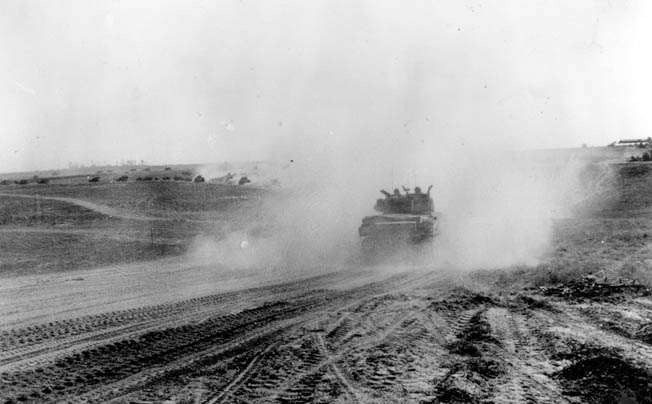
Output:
358,213,438,261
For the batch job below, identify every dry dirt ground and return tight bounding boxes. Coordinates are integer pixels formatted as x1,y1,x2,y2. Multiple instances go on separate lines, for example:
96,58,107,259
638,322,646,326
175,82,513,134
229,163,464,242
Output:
2,162,652,404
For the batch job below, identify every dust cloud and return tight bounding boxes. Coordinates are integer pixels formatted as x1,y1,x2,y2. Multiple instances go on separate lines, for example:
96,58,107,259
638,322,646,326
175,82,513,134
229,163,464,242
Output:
189,128,591,274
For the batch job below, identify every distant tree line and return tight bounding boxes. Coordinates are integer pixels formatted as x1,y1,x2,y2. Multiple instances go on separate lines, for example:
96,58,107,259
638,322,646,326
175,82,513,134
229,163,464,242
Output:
629,150,652,162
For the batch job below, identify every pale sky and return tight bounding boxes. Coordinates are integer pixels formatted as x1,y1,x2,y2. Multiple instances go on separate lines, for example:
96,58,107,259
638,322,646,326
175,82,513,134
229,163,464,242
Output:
1,0,651,173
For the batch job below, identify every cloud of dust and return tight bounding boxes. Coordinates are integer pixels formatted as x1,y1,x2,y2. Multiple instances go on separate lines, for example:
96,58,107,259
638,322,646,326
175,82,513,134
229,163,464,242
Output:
189,128,595,274
431,151,587,269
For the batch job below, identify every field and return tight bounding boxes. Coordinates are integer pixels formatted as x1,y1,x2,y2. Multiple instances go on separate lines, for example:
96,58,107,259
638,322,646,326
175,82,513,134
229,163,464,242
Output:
2,156,652,403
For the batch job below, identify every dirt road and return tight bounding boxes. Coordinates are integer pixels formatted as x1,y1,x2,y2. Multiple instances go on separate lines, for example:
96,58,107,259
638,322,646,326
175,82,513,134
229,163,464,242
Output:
2,262,651,404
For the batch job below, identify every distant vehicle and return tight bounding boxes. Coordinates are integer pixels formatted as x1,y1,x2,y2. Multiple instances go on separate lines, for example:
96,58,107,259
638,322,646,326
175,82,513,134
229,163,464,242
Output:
358,185,439,260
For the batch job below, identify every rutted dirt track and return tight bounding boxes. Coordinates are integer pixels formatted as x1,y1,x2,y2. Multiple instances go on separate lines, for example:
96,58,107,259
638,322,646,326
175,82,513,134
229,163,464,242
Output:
3,266,652,404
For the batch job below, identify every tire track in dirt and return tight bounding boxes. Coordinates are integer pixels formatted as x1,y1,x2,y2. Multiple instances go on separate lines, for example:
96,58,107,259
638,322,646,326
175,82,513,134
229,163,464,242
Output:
315,334,361,403
0,296,329,403
99,321,302,404
0,273,370,372
486,307,569,404
203,341,280,404
0,270,423,403
0,288,276,371
1,269,476,403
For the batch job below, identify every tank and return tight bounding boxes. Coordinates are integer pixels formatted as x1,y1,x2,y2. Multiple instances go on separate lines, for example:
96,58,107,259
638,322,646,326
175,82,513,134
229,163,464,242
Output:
358,186,439,259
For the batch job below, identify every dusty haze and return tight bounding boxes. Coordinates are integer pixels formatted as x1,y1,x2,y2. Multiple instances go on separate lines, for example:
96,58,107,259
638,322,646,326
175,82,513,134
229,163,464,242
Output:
2,0,652,173
190,130,595,272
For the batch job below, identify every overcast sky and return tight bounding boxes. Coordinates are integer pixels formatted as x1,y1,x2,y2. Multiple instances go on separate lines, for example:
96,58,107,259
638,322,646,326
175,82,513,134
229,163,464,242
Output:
1,0,651,173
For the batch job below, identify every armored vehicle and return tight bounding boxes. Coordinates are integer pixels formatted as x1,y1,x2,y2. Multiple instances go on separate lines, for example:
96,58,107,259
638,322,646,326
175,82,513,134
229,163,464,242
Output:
358,186,439,259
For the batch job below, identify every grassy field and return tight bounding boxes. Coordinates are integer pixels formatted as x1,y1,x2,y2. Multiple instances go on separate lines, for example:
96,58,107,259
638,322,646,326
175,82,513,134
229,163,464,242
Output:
0,179,265,276
478,161,652,289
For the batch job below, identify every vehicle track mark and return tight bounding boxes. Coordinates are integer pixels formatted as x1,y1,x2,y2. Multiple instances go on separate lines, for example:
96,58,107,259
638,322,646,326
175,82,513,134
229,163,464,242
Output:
314,334,361,403
203,341,280,404
487,307,570,404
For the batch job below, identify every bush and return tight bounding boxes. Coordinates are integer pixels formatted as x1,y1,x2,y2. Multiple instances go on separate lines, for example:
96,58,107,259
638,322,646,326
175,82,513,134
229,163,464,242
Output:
193,175,205,183
37,178,49,184
116,176,128,182
88,176,100,183
0,180,11,186
16,179,28,185
643,152,651,162
164,167,171,171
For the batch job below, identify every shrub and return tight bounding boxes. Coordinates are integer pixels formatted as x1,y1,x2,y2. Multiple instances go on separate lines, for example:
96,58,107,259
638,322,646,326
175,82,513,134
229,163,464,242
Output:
193,175,205,183
116,176,128,182
88,176,100,183
37,178,49,184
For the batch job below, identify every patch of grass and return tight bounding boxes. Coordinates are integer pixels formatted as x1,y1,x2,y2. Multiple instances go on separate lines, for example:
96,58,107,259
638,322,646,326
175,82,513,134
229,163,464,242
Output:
0,231,185,276
0,196,108,225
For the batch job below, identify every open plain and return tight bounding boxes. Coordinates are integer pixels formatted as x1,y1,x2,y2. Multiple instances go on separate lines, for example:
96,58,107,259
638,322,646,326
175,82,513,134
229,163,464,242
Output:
2,159,652,404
